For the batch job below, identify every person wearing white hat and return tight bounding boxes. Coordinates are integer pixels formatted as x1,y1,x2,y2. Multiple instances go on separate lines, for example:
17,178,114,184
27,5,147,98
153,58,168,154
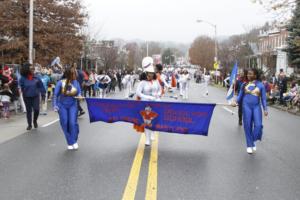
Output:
135,57,162,146
178,68,190,100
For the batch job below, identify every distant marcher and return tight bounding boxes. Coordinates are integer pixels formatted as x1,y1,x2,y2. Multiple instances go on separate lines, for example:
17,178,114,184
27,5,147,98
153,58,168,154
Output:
203,71,210,96
97,70,111,98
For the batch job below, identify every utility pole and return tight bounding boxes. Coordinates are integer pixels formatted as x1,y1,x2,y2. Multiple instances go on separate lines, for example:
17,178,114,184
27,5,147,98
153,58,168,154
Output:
146,42,149,57
29,0,33,64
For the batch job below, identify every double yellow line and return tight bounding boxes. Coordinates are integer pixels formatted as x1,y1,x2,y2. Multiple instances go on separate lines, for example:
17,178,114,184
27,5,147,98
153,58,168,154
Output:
122,133,159,200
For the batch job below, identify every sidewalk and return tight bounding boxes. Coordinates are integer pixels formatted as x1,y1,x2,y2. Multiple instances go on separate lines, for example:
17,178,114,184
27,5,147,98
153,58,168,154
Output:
212,83,300,116
0,109,59,144
0,91,121,144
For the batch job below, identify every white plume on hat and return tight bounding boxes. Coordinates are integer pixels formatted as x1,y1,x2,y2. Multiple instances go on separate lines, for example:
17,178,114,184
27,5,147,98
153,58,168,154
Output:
142,57,155,73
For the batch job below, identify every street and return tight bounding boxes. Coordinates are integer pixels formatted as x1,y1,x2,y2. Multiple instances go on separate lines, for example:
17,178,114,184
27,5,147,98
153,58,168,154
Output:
0,82,300,200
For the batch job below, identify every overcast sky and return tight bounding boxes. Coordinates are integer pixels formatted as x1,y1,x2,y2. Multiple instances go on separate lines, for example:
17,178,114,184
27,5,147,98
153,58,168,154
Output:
83,0,274,43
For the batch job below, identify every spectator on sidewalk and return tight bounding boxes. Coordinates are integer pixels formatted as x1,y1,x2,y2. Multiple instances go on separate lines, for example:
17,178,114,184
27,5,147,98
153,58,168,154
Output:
262,75,271,97
0,67,10,86
40,66,50,115
1,66,13,85
269,85,280,104
0,84,14,119
10,73,21,114
20,63,46,130
283,82,298,105
277,68,287,105
75,65,85,116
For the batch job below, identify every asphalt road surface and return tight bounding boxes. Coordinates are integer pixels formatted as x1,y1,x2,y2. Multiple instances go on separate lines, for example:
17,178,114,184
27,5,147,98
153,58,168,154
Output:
0,81,299,200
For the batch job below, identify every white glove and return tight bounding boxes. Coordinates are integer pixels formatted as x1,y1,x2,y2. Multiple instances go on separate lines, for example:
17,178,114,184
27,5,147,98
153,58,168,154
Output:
53,106,59,112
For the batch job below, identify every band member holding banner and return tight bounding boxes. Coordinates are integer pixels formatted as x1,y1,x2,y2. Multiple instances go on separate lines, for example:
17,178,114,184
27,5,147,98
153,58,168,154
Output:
233,68,268,154
53,67,82,150
135,57,162,146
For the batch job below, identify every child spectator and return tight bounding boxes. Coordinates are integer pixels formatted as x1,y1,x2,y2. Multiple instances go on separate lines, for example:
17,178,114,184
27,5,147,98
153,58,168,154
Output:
0,84,14,119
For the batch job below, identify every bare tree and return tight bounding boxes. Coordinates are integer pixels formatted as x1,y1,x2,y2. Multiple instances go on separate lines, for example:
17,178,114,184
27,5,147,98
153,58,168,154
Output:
189,36,215,70
0,0,87,65
251,0,296,20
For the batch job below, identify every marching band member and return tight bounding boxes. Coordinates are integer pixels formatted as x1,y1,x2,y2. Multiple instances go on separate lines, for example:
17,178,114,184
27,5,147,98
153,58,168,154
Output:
97,70,111,98
122,71,133,99
233,68,268,154
135,57,162,146
178,69,190,100
203,70,210,96
53,67,82,150
155,64,170,98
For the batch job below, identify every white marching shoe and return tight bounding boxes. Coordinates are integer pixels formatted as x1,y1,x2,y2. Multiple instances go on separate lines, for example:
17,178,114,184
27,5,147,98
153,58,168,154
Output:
73,143,79,150
252,146,256,152
67,145,74,150
145,132,151,146
151,132,156,141
247,147,253,154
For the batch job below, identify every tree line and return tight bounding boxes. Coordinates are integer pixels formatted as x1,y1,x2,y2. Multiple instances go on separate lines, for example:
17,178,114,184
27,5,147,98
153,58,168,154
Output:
0,0,86,66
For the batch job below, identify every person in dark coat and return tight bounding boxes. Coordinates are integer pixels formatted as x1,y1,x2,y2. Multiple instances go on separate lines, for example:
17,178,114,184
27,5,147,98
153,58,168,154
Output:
19,63,46,130
277,68,287,105
235,69,248,125
74,63,85,116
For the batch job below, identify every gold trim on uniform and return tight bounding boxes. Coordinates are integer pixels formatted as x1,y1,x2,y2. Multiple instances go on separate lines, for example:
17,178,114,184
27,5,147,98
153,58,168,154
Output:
245,82,260,97
61,79,78,96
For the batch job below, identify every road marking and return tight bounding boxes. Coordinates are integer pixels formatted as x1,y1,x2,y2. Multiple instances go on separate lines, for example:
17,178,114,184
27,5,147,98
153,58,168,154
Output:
42,119,60,127
222,106,235,115
122,134,146,200
145,132,158,200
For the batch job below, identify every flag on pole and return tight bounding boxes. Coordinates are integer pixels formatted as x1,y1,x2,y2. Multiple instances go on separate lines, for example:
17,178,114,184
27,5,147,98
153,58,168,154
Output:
226,62,238,101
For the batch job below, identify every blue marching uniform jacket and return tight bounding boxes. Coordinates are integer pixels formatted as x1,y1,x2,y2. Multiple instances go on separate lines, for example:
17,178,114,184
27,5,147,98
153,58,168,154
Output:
53,79,82,146
237,81,268,148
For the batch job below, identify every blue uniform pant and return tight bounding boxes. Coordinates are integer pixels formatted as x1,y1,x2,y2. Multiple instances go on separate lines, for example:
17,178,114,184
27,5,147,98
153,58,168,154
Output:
58,103,79,145
24,96,40,126
242,104,263,148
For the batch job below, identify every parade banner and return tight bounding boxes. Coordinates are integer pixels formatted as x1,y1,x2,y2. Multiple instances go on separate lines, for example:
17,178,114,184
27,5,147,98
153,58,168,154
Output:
86,98,216,136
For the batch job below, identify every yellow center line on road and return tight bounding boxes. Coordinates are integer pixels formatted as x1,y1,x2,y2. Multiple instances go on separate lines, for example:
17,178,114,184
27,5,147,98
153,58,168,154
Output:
122,134,146,200
145,132,159,200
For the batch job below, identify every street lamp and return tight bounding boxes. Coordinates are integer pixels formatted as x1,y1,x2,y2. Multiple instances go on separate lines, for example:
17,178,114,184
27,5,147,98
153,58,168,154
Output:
196,19,218,62
196,19,218,83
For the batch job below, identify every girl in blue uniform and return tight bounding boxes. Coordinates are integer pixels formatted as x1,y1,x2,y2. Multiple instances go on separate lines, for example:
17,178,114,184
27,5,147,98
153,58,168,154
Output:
53,67,82,150
235,68,268,154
